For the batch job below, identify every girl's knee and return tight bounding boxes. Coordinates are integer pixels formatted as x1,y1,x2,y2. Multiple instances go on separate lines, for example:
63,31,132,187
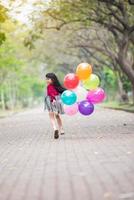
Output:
55,114,60,118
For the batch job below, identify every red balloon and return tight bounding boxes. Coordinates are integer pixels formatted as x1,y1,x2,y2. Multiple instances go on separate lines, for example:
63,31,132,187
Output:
64,73,79,89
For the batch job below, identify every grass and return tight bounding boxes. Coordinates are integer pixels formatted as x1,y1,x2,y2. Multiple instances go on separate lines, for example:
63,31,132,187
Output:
101,101,134,113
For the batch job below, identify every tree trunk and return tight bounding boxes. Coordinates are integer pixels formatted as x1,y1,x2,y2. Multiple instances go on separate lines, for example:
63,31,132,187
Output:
1,89,5,110
8,84,14,110
116,72,129,103
132,84,134,104
117,34,134,103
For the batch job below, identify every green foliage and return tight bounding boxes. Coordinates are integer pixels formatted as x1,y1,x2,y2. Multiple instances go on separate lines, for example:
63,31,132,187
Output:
122,75,132,93
103,68,117,88
101,67,118,100
0,4,8,23
0,32,6,45
0,4,8,45
0,35,44,110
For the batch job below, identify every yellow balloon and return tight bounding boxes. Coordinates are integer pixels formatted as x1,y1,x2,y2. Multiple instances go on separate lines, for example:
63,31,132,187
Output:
83,74,100,90
76,63,92,80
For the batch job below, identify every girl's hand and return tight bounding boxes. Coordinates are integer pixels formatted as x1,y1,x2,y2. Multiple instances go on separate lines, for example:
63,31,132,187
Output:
52,99,56,106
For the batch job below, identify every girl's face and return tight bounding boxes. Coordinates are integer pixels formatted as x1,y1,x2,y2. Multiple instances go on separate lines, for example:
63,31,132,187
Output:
46,77,53,85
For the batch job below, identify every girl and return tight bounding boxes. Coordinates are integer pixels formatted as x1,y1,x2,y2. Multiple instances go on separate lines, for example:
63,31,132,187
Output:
44,73,66,139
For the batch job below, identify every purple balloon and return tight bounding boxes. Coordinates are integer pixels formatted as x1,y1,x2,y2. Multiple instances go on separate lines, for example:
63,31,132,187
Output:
87,88,106,104
78,100,94,116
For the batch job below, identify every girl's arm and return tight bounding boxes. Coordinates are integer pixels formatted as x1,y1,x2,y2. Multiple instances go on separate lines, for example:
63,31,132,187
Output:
47,85,59,101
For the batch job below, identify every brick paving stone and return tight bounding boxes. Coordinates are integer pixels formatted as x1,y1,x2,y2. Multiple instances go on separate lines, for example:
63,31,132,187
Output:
0,107,134,200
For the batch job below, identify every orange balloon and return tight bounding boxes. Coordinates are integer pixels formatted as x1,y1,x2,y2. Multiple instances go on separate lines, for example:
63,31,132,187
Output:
76,63,92,80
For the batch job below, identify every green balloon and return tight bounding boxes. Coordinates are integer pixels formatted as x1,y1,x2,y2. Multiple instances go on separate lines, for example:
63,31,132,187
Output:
83,74,100,90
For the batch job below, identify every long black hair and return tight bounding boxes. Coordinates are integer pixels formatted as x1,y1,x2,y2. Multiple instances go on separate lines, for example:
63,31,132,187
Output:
46,73,66,94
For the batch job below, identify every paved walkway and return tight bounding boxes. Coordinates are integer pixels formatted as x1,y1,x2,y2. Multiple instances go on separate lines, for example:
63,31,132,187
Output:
0,107,134,200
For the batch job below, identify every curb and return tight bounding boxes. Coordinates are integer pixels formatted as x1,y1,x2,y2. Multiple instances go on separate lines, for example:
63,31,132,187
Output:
102,106,134,113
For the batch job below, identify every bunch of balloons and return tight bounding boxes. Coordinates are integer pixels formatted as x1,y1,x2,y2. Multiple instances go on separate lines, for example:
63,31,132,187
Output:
61,63,106,116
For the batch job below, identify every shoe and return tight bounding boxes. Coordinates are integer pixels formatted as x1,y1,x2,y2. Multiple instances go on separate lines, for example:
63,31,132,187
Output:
60,131,65,135
54,130,59,139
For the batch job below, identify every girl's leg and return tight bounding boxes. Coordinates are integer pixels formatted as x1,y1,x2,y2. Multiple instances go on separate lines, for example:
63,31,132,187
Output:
49,112,57,130
55,114,64,134
49,112,59,139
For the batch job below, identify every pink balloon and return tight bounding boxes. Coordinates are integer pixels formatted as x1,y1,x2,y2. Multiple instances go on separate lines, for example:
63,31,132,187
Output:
86,88,106,104
64,103,78,115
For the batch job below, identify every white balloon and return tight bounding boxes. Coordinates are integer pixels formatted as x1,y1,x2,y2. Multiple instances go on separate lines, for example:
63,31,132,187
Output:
72,86,88,102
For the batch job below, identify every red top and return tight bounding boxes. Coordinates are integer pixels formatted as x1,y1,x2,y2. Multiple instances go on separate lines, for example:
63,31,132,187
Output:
47,84,59,102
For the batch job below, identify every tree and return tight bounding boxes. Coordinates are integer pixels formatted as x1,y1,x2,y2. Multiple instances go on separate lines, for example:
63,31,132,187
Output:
0,19,44,110
34,0,134,102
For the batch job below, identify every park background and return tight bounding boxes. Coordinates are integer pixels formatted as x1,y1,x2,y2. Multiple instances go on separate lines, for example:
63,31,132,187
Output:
0,2,134,200
0,0,134,116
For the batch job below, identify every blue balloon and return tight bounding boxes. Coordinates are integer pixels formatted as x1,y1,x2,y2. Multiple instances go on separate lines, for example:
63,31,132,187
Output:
61,90,77,105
